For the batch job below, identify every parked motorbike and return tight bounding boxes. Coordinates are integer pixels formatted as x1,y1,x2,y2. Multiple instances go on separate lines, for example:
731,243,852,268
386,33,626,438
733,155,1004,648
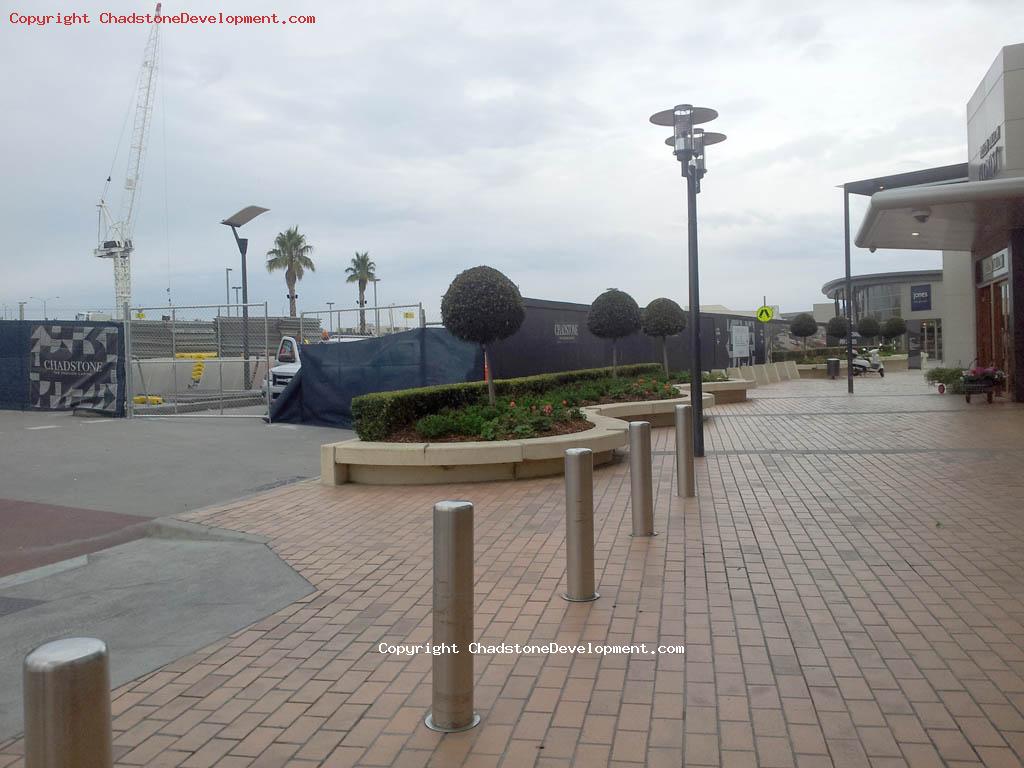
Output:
851,348,885,377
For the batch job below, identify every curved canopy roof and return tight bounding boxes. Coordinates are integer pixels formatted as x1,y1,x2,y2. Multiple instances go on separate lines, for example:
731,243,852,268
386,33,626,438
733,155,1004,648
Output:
822,269,943,299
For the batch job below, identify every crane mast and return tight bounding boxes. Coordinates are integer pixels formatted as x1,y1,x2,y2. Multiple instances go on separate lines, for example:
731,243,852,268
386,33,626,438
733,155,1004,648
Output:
95,3,162,319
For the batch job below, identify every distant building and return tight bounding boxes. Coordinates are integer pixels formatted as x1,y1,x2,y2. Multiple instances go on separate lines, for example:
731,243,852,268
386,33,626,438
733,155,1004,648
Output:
821,270,945,360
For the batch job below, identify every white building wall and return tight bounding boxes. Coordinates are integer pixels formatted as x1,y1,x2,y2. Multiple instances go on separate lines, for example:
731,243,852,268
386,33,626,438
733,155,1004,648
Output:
940,251,976,367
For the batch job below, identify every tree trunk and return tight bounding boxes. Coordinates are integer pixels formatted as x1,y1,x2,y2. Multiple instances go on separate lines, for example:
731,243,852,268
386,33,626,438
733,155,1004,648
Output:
358,285,366,334
483,344,496,406
661,337,670,377
287,277,297,318
612,340,618,378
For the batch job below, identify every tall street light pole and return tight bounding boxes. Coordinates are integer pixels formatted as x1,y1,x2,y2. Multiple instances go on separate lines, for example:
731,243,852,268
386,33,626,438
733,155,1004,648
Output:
225,267,233,317
326,301,334,333
650,105,726,458
233,286,241,306
221,206,269,389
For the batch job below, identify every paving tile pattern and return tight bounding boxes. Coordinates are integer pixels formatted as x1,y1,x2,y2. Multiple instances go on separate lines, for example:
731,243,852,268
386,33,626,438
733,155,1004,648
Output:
3,372,1024,767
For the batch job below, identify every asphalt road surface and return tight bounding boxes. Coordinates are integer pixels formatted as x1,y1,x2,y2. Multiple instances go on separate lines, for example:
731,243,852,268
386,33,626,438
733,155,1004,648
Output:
0,409,352,574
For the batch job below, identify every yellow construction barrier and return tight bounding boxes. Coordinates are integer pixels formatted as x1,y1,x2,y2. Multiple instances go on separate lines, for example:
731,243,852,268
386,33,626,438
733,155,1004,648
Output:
174,352,218,359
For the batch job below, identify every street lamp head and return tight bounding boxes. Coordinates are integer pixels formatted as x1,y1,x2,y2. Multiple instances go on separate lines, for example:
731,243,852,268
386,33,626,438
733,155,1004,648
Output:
650,105,718,162
648,105,718,127
220,206,269,229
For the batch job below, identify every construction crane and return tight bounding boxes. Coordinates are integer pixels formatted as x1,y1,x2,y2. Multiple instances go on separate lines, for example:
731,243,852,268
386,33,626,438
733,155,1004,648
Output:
94,3,162,319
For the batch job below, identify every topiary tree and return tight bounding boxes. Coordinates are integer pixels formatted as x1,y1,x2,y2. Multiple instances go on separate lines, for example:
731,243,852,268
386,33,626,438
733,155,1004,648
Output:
882,316,907,348
441,265,525,405
826,315,849,343
857,316,880,345
789,313,818,353
587,289,641,377
641,298,686,375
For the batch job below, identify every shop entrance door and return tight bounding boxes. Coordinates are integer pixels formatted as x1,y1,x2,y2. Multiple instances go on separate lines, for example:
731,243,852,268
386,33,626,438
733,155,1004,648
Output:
975,279,1012,391
920,320,943,362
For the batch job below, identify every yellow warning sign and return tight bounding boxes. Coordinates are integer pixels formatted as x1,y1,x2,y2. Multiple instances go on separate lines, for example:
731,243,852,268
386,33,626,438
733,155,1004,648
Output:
756,305,774,323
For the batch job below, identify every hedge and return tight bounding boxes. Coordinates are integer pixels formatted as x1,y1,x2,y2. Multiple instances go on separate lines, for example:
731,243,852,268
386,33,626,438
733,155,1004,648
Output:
351,363,663,441
773,346,850,362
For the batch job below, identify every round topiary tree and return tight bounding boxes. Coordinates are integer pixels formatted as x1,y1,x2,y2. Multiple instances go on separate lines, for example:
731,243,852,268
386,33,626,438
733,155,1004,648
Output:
857,316,881,346
826,315,849,343
587,289,641,377
789,312,818,354
441,265,525,405
882,316,907,348
641,298,686,375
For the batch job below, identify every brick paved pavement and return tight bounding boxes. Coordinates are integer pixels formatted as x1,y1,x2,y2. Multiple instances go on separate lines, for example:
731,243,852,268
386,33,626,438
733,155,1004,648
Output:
4,371,1024,767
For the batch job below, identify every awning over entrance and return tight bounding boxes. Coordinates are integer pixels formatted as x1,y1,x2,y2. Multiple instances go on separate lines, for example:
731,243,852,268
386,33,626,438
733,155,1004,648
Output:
855,176,1024,251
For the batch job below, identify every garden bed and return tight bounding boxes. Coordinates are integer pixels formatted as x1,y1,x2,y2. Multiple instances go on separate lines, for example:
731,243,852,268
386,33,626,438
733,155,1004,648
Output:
353,366,726,443
320,390,717,486
320,364,736,485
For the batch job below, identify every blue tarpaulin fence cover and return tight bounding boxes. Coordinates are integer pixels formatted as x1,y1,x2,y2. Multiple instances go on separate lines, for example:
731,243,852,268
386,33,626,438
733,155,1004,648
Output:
269,327,482,429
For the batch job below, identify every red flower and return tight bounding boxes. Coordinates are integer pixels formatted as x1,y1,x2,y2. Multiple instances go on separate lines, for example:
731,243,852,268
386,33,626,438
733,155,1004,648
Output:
542,404,553,415
509,400,516,408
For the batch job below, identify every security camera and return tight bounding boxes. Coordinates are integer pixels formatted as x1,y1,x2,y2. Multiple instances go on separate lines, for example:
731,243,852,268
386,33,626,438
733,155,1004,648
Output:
869,247,877,253
911,208,931,224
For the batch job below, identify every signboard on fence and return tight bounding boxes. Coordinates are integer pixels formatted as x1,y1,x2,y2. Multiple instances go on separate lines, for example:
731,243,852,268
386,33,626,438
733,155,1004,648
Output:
731,325,751,358
29,323,124,414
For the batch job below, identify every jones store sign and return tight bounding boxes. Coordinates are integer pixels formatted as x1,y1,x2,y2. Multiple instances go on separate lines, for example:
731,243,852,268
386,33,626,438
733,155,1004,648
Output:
910,284,932,312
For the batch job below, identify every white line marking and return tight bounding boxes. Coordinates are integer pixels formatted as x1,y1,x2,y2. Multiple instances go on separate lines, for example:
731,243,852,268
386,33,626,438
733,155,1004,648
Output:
25,425,59,431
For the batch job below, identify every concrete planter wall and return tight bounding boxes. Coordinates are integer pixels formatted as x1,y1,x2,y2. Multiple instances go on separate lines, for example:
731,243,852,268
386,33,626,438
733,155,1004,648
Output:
321,391,717,486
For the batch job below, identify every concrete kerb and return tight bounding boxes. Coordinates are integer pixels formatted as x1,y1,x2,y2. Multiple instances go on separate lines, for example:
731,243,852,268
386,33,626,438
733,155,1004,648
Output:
321,391,717,486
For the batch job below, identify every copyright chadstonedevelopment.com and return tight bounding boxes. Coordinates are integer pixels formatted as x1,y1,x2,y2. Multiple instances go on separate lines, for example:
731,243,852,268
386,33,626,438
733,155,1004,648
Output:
378,642,685,657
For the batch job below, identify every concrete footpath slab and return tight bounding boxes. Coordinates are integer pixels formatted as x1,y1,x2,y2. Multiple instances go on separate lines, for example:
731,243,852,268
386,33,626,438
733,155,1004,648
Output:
0,534,313,740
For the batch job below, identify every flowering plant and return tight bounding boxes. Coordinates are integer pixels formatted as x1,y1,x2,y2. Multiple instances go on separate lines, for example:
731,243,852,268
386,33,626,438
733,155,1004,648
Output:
961,366,1006,385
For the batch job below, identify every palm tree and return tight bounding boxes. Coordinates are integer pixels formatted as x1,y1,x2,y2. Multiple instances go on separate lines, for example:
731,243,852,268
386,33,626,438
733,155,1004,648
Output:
265,227,315,317
345,252,376,334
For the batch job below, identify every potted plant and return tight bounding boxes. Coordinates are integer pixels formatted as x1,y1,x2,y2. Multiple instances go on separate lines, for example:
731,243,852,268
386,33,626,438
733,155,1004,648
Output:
961,365,1006,403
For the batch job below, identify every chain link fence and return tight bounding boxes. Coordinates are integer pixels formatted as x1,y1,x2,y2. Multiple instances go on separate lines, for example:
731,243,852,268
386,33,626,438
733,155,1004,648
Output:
125,303,278,417
299,303,424,342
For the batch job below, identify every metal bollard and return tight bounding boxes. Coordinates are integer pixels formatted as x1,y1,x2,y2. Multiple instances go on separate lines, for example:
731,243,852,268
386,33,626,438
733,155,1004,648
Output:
424,500,480,733
675,404,695,498
628,421,656,536
563,448,599,602
24,637,112,768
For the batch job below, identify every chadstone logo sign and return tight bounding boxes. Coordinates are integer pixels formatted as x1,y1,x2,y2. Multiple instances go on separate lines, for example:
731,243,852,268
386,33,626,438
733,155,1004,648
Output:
29,324,123,413
554,322,579,343
910,284,932,312
42,360,104,374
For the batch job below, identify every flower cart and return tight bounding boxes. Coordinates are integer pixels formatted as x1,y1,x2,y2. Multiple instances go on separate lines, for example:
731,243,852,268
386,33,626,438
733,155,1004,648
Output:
961,366,1006,404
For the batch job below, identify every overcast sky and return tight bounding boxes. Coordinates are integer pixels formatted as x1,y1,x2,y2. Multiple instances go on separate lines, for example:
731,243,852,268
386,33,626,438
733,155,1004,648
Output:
3,0,1023,320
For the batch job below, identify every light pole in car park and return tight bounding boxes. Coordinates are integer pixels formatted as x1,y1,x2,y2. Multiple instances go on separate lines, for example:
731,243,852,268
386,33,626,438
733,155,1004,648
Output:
224,267,233,317
326,301,334,333
221,205,269,389
649,104,726,457
372,278,381,335
30,296,60,321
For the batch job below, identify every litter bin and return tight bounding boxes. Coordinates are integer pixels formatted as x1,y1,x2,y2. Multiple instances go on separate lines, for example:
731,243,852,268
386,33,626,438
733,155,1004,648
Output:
826,358,840,380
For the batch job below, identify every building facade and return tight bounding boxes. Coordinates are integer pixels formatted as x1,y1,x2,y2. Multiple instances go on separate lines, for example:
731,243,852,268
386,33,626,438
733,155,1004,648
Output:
854,44,1024,398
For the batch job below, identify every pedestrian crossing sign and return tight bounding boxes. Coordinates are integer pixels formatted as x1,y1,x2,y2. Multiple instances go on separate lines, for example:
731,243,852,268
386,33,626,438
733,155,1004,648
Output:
756,305,774,323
